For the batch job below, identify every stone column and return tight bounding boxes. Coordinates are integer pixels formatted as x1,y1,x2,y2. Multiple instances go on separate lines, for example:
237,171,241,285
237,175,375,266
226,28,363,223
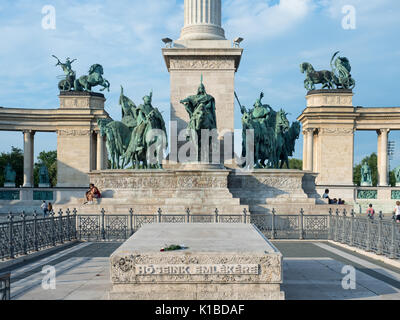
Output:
302,130,307,171
306,128,314,171
180,0,225,40
378,129,390,186
97,132,106,170
23,130,35,188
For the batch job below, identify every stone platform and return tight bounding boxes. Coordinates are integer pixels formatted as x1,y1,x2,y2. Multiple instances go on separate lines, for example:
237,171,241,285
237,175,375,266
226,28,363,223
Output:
0,168,351,216
109,223,284,300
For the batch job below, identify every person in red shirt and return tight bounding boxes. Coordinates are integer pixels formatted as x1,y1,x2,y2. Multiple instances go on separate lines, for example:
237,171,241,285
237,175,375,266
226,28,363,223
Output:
85,184,101,204
366,204,375,219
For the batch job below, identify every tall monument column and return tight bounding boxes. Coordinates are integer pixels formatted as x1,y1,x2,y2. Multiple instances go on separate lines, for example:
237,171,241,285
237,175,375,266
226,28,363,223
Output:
180,0,225,40
163,0,243,164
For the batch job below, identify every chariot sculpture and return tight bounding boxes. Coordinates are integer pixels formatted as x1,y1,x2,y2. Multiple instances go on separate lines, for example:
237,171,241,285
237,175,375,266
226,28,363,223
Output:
300,51,356,91
53,56,110,92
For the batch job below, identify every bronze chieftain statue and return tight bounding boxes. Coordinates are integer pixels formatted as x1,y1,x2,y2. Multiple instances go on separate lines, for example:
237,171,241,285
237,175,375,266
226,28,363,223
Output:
97,87,167,170
237,92,300,169
180,77,217,160
39,163,50,185
300,51,356,91
4,163,16,186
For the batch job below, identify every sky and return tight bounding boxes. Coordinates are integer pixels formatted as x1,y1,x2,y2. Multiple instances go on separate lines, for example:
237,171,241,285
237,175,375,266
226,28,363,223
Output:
0,0,400,167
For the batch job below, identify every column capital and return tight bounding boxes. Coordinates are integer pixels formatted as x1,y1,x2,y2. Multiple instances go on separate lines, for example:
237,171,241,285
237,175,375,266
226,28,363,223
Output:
377,128,390,135
22,129,35,135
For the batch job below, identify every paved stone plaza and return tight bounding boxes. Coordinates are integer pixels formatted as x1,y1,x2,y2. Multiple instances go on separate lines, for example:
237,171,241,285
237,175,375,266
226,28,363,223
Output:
1,241,399,300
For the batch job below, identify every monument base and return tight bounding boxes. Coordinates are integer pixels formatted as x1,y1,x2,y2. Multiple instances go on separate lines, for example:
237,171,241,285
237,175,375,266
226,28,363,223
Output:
38,183,50,188
109,224,284,300
4,183,16,188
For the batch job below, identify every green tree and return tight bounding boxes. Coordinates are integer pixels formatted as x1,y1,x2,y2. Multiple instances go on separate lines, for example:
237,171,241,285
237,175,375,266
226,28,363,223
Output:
353,153,378,186
33,150,57,187
389,170,396,187
0,147,24,187
281,158,303,170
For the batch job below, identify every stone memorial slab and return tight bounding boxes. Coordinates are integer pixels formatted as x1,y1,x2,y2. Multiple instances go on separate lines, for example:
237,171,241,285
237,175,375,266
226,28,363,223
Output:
109,223,284,300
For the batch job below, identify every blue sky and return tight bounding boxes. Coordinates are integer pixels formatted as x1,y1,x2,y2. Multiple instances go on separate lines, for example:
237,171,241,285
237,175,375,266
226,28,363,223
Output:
0,0,400,167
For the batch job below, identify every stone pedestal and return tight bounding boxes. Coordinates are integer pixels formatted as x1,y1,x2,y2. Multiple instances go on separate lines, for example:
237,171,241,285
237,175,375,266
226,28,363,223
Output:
109,224,284,300
361,182,373,187
163,46,242,165
85,168,321,215
57,92,108,188
4,183,16,188
38,183,50,188
298,90,356,186
89,168,248,215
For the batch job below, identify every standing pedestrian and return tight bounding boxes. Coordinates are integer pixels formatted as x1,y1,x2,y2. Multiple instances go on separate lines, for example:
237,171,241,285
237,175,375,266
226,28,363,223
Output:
48,202,53,214
41,200,48,217
394,201,400,223
366,204,375,219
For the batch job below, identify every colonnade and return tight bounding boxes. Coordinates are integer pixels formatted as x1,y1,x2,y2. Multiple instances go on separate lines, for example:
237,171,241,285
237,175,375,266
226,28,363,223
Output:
13,130,106,188
303,128,391,187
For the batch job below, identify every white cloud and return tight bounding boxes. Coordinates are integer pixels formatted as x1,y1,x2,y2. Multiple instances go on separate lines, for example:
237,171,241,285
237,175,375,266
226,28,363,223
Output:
223,0,312,41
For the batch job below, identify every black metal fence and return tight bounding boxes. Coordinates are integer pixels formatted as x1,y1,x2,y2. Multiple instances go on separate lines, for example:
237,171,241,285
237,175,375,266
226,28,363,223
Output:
329,210,400,259
1,208,399,261
0,273,10,300
0,210,77,260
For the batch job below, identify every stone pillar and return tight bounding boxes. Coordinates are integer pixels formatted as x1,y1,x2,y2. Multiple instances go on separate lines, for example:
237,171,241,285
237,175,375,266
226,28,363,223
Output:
180,0,225,40
23,130,35,188
57,92,107,187
163,0,242,165
97,132,106,170
306,128,314,171
378,129,390,186
302,131,307,171
298,90,355,187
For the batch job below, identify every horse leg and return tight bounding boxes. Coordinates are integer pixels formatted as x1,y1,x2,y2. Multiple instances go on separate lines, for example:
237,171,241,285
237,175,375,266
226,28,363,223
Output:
135,154,138,169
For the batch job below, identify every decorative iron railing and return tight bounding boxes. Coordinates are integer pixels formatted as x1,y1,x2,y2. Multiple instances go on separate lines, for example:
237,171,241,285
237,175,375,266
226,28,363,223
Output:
0,210,77,260
0,273,10,300
0,207,399,261
329,209,400,259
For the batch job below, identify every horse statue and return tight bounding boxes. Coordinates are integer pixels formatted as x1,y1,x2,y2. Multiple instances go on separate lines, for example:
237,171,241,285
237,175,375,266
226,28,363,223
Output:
97,119,131,169
74,64,110,92
123,109,167,169
270,110,290,168
279,121,301,169
300,62,335,91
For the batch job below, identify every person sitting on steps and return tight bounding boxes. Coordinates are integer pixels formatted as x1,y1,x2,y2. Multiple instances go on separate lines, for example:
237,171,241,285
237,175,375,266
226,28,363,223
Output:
84,184,101,204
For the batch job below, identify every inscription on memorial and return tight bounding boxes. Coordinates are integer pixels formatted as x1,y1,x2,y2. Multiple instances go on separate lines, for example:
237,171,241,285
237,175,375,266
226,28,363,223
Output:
135,264,259,276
